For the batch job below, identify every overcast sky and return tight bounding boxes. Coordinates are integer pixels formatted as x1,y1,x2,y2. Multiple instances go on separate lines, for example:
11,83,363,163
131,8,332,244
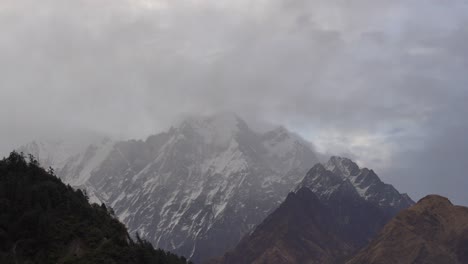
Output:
1,0,468,205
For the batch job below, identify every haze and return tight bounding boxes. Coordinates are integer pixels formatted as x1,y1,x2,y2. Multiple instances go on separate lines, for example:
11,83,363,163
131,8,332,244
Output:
1,0,468,205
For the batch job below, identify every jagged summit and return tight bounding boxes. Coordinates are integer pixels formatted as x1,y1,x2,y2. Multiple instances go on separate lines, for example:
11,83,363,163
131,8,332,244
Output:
298,156,414,213
16,115,415,263
296,163,350,200
215,157,412,264
18,120,416,264
325,156,361,177
17,113,319,263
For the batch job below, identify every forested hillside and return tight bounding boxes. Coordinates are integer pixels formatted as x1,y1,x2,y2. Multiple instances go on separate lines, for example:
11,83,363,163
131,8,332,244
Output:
0,151,192,264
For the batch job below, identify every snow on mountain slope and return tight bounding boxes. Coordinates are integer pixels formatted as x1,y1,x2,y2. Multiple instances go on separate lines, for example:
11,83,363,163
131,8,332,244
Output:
16,115,415,263
58,138,115,186
298,156,414,214
17,116,415,263
87,114,319,263
17,134,112,171
18,113,318,263
215,157,414,264
17,140,82,170
18,137,115,205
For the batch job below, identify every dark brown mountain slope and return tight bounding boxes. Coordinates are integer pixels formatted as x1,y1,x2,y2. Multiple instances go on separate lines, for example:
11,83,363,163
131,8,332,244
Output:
212,187,353,264
211,162,411,264
347,195,468,264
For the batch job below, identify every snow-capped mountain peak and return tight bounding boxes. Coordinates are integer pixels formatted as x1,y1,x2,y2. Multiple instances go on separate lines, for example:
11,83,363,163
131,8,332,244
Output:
16,114,319,263
325,156,361,177
296,163,351,200
299,156,414,212
17,118,414,263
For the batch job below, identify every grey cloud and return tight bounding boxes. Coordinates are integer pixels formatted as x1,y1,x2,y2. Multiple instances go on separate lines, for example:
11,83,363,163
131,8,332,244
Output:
1,0,468,204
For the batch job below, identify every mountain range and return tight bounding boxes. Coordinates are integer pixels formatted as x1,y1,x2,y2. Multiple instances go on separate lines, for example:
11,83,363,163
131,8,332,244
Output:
212,159,414,264
17,113,415,263
18,113,319,262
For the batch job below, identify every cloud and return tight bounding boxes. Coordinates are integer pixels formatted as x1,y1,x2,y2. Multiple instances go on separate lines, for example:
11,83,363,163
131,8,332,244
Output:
1,0,468,204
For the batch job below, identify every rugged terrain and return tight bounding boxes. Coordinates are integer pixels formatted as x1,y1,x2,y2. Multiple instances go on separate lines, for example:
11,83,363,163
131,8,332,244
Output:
347,195,468,264
18,113,319,262
17,114,416,263
213,158,414,264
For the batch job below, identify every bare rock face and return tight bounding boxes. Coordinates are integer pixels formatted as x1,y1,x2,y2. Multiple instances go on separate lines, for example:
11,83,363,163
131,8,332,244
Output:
347,195,468,264
214,161,414,264
17,113,319,263
320,156,414,213
18,116,416,264
213,187,353,264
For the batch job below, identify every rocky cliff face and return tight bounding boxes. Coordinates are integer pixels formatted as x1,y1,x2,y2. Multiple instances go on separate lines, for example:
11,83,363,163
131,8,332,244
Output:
18,115,417,264
347,195,468,264
17,113,319,263
214,159,414,264
212,187,353,264
298,157,414,215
